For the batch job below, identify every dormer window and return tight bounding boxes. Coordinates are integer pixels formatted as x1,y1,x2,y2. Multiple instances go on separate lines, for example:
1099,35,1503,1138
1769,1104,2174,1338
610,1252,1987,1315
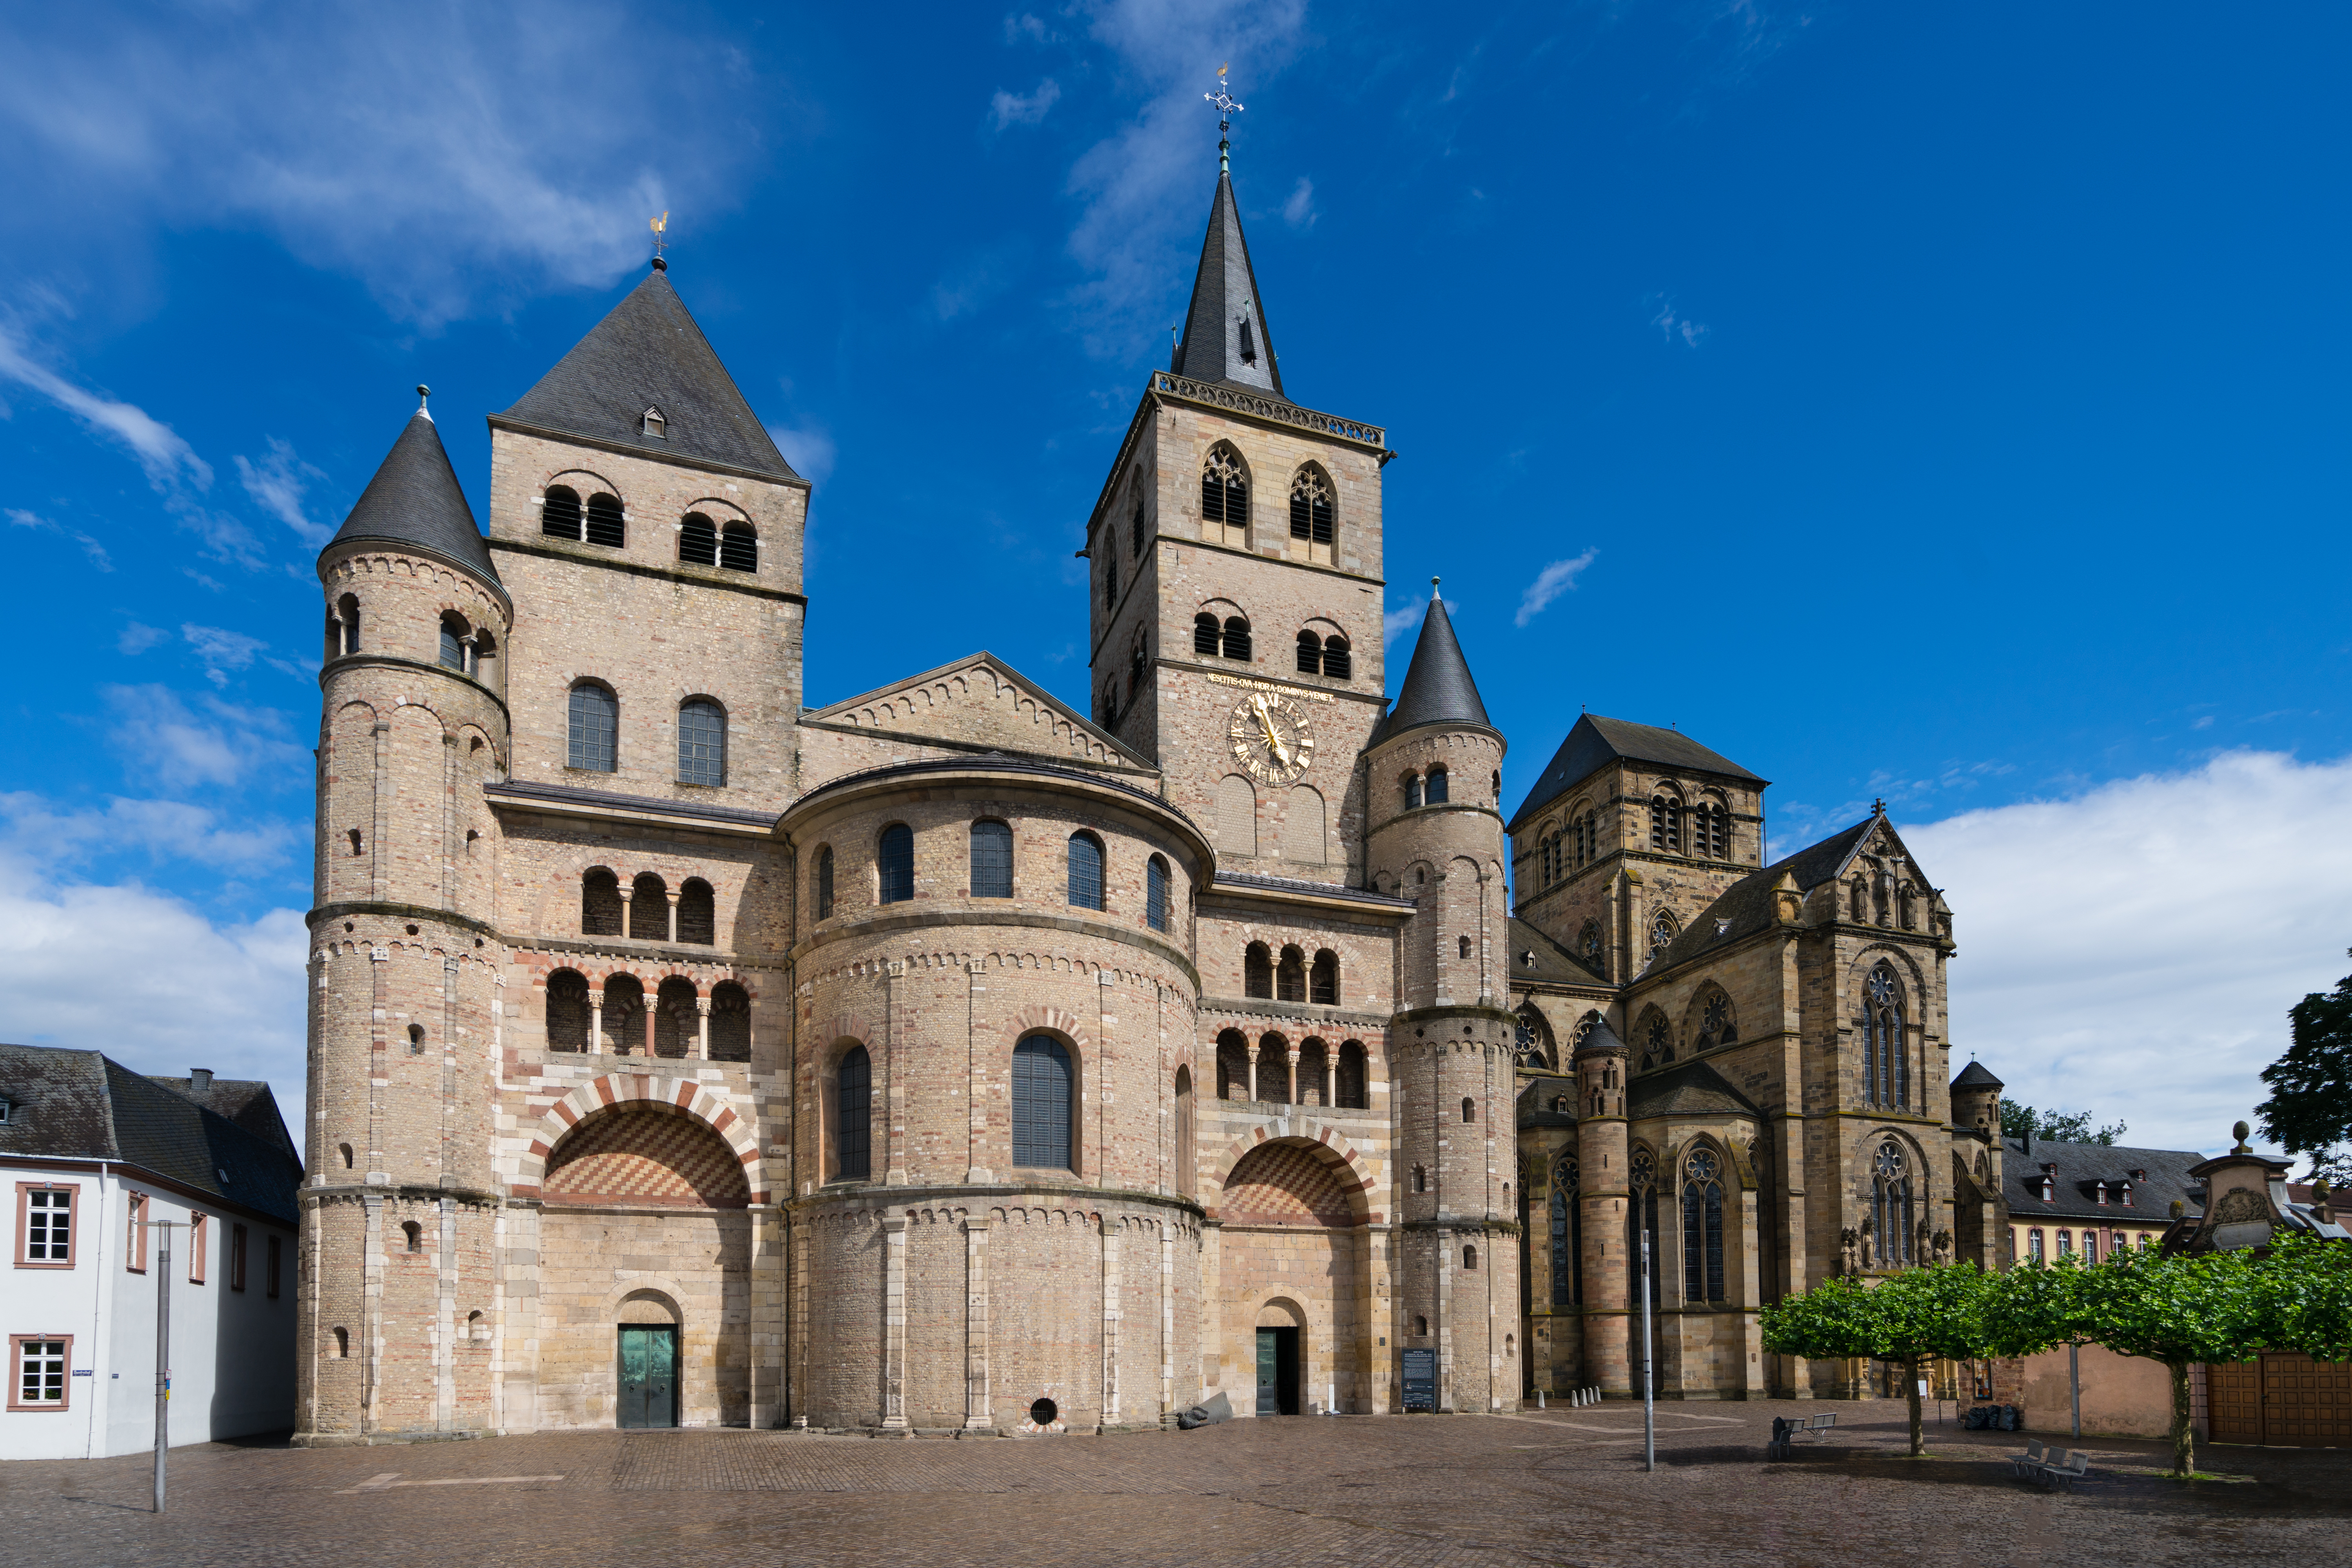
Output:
2120,1181,2134,1208
2040,1166,2057,1203
0,1096,11,1123
641,406,667,440
1237,312,1258,365
2094,1181,2109,1206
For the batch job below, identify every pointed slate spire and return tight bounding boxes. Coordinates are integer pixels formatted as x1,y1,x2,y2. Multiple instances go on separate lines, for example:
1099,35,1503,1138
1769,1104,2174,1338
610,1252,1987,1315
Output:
326,393,499,584
499,263,798,481
1380,581,1491,740
1169,172,1286,401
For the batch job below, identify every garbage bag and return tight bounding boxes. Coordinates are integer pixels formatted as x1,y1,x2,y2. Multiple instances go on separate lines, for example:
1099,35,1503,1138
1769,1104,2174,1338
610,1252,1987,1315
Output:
1177,1391,1233,1430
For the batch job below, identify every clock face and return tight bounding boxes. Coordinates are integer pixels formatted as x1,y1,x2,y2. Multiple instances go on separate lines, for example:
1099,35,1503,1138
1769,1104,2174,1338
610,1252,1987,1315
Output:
1228,691,1315,783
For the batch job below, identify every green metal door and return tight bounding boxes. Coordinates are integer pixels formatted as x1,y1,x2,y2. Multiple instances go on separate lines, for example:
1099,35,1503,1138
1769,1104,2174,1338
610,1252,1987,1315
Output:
1256,1329,1279,1415
618,1325,676,1428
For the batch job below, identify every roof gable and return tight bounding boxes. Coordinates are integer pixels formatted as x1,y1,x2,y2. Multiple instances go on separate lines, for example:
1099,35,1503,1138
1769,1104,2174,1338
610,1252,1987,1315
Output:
1630,1058,1762,1120
801,652,1156,774
1509,713,1764,832
1645,813,1895,975
498,266,797,481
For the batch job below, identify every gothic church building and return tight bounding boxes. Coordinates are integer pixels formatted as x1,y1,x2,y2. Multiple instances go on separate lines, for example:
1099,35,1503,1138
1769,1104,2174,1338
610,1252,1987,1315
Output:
297,165,2000,1439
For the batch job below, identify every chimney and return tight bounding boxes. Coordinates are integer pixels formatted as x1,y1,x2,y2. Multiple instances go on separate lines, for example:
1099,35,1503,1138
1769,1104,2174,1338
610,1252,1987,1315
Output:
189,1068,213,1092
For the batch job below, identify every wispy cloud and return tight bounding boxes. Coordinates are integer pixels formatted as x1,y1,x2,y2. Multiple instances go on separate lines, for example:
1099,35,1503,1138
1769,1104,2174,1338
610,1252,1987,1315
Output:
768,423,837,487
181,624,267,687
100,683,303,789
1514,550,1597,627
989,78,1062,132
234,438,333,548
0,319,211,487
117,621,167,655
1649,294,1708,348
6,505,111,571
930,240,1030,323
1385,593,1457,646
1004,13,1055,45
0,792,301,872
1282,176,1317,229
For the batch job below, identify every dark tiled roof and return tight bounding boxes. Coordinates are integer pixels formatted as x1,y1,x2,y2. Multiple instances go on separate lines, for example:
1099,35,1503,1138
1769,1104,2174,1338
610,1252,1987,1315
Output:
499,265,796,481
1508,918,1607,987
1645,817,1878,976
1630,1058,1762,1120
1952,1060,2004,1090
1577,1016,1627,1057
1212,871,1417,910
1508,714,1766,833
0,1045,301,1226
325,409,499,583
146,1075,295,1156
1517,1076,1579,1130
2003,1134,2206,1225
1373,593,1491,743
485,777,780,829
1169,173,1287,401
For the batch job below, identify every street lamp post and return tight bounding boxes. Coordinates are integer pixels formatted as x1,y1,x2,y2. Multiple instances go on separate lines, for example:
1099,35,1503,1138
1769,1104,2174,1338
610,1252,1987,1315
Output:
152,1219,172,1513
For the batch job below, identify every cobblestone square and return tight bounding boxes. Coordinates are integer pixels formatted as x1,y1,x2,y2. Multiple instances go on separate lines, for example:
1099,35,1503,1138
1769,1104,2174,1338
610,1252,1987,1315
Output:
3,1400,2343,1568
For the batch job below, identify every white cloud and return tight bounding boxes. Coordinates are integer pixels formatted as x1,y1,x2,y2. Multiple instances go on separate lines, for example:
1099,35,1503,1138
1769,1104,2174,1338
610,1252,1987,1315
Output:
0,792,302,872
0,319,212,488
1649,294,1709,348
181,623,267,686
100,683,305,789
118,621,167,655
5,504,111,570
0,4,775,326
1004,13,1054,45
1384,593,1457,646
1281,176,1316,229
768,423,837,487
1907,750,2352,1157
989,78,1062,132
1514,549,1597,627
0,846,308,1136
234,437,333,548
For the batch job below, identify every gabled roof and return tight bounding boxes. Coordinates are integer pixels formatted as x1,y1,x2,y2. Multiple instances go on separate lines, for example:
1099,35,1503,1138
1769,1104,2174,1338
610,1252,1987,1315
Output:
146,1073,295,1157
800,652,1156,775
1372,590,1491,744
1507,918,1608,987
1508,714,1765,833
2002,1134,2206,1225
1644,815,1880,975
1630,1058,1762,1121
325,407,499,584
498,263,797,482
0,1044,301,1225
1169,172,1286,401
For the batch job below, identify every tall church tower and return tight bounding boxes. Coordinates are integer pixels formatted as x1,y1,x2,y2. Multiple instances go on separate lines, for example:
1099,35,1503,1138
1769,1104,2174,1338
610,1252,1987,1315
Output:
1081,164,1390,883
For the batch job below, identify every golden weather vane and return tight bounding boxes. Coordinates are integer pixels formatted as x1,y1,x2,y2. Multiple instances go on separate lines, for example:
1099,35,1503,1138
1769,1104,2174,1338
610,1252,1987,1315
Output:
1204,64,1244,176
650,211,669,260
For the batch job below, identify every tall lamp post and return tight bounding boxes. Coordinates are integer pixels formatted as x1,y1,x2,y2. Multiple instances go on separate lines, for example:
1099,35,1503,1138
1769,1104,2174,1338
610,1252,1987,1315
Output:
1640,1230,1655,1473
152,1219,173,1513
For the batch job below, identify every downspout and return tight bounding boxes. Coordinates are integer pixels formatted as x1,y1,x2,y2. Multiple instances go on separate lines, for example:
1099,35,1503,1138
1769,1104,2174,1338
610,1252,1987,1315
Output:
85,1161,110,1459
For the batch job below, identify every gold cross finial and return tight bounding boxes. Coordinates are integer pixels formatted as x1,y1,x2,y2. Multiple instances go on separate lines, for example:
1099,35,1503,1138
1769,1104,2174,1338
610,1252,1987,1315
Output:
1204,65,1244,175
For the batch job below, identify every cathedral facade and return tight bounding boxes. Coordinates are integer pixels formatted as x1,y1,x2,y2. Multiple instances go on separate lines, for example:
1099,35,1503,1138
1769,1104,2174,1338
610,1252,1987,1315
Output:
294,165,2001,1441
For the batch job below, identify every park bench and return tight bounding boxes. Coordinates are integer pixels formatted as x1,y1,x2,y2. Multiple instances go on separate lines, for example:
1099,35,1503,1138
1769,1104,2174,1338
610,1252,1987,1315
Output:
1765,1412,1837,1459
2010,1442,2094,1490
2009,1439,2047,1477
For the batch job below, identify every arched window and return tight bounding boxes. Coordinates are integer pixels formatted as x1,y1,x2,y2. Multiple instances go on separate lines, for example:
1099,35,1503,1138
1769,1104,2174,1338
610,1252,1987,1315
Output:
835,1045,871,1181
1650,794,1682,853
814,846,835,919
439,613,468,672
1461,1096,1476,1124
1173,1064,1194,1193
1412,1165,1427,1194
1201,443,1248,543
581,868,623,936
677,698,725,787
1256,1033,1292,1104
878,825,914,904
1457,935,1472,959
1221,616,1251,661
1011,1035,1074,1170
1321,636,1350,680
970,820,1013,898
1274,945,1306,1002
654,976,696,1057
1194,612,1220,655
1067,831,1104,910
1641,1011,1672,1070
1551,1156,1581,1307
679,512,718,566
1243,942,1273,1000
334,593,361,657
1696,991,1736,1049
1579,920,1604,972
1463,1244,1477,1271
720,523,757,573
1682,1147,1726,1303
1871,1141,1914,1268
628,872,666,940
542,485,583,541
708,980,750,1062
402,1221,423,1253
1627,1148,1660,1338
1648,909,1677,967
1335,1040,1368,1109
1127,639,1147,704
546,969,589,1051
568,683,618,772
1215,1029,1249,1100
676,878,715,946
1146,855,1171,932
1296,630,1321,674
1425,766,1448,804
339,1143,354,1169
1103,551,1118,609
1289,466,1334,557
1310,949,1338,1005
1404,773,1424,810
1217,774,1256,856
1130,483,1148,559
602,974,644,1055
1865,964,1906,1107
332,1326,349,1358
584,491,624,547
1703,802,1729,859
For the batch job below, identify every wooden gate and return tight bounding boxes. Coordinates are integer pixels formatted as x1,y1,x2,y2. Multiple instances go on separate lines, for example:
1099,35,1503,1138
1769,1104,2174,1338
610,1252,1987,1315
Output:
2206,1354,2351,1447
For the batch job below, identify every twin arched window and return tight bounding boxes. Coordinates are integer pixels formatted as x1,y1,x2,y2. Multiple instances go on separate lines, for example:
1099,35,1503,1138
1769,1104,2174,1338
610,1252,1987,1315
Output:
1401,765,1448,811
678,698,725,786
1193,612,1251,661
1012,1035,1073,1170
679,512,759,572
542,486,624,546
1864,964,1907,1107
1682,1147,1726,1302
1294,630,1352,679
1651,791,1732,858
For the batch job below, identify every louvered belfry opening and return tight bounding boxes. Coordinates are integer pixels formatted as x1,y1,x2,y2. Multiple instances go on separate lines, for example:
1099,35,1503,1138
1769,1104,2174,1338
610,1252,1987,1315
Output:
584,492,625,547
720,523,757,572
679,512,718,565
1221,617,1251,661
1321,637,1350,680
1012,1035,1074,1171
1289,469,1334,543
1296,631,1321,674
543,485,583,541
1201,445,1247,534
1194,613,1220,655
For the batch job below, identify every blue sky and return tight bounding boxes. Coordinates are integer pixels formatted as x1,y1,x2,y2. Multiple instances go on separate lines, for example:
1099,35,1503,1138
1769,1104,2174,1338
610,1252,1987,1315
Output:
2,2,2347,1158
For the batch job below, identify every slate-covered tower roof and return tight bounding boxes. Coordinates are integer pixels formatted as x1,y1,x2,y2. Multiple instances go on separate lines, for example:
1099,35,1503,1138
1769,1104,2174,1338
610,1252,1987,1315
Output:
497,261,798,481
1509,712,1764,833
1376,586,1492,742
1169,172,1286,401
324,399,499,585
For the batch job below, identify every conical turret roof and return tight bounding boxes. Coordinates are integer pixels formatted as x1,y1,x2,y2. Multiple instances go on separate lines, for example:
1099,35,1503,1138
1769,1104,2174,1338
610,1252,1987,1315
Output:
1376,589,1491,742
499,264,798,481
325,406,498,584
1169,173,1286,401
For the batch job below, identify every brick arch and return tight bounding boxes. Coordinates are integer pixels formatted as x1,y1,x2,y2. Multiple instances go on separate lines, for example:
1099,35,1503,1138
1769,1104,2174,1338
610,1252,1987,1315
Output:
515,1073,764,1203
1006,1006,1094,1060
1207,1124,1376,1225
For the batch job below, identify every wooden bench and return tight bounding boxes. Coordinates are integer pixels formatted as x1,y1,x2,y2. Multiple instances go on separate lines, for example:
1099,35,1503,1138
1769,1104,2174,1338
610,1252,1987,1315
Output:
1765,1412,1837,1459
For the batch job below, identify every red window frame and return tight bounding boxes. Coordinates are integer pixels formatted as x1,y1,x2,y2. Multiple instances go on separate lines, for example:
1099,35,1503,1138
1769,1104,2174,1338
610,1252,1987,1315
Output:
7,1334,74,1412
13,1183,77,1269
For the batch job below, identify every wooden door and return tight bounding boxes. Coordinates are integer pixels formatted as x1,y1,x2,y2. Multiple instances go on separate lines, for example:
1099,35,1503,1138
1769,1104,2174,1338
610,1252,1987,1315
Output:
619,1325,677,1428
2207,1359,2262,1443
2262,1352,2352,1447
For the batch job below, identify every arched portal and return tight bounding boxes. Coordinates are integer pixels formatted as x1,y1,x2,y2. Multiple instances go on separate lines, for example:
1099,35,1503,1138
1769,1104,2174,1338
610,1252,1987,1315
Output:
1213,1135,1367,1416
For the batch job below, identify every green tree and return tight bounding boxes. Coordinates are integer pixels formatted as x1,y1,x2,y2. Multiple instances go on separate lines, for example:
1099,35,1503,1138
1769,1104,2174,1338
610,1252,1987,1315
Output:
1760,1265,1991,1456
2256,958,2352,1182
1980,1252,2098,1360
2255,1230,2352,1365
2069,1242,2266,1477
1998,1098,2127,1145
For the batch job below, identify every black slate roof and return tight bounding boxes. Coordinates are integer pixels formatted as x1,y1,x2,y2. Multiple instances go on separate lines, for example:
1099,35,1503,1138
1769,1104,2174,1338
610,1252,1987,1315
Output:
1517,1076,1580,1130
146,1073,295,1157
0,1044,301,1225
325,408,499,583
1508,918,1608,987
1374,592,1491,743
1630,1058,1762,1120
2004,1133,2206,1226
1169,173,1287,401
1952,1060,2005,1090
484,777,781,829
1509,714,1766,833
1645,816,1878,976
499,265,796,481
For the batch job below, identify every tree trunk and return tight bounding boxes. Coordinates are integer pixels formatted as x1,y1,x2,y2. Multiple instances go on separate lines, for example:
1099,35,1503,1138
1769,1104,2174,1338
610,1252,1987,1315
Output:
1905,1358,1924,1456
2168,1360,2194,1478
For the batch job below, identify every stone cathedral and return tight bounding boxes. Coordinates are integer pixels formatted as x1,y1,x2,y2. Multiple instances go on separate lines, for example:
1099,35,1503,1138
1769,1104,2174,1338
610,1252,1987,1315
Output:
295,160,2004,1442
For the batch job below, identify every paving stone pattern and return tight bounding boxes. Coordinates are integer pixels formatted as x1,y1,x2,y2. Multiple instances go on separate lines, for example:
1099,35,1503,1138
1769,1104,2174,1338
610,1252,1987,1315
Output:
6,1401,2344,1568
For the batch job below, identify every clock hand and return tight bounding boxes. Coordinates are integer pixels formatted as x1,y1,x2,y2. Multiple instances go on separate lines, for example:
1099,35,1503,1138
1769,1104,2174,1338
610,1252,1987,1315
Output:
1254,702,1290,766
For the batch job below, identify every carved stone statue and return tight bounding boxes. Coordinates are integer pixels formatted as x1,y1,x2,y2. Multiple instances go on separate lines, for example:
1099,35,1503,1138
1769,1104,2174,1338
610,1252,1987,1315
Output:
1839,1226,1860,1275
1859,1215,1877,1270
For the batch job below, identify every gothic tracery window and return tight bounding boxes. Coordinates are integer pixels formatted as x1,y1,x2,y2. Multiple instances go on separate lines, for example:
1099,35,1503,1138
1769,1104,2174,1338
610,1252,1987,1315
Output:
1580,920,1604,972
1864,964,1906,1108
1696,991,1736,1050
1647,909,1677,968
1871,1140,1915,1269
1550,1156,1581,1307
1642,1013,1673,1069
1289,466,1334,558
1201,444,1249,543
1682,1147,1726,1303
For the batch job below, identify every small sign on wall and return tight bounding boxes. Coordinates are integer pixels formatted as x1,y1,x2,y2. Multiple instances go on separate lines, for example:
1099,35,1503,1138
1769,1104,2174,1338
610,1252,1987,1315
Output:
1402,1347,1437,1412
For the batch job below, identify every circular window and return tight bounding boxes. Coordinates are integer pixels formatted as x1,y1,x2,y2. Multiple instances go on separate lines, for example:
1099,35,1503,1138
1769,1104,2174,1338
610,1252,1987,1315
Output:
1029,1397,1058,1426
